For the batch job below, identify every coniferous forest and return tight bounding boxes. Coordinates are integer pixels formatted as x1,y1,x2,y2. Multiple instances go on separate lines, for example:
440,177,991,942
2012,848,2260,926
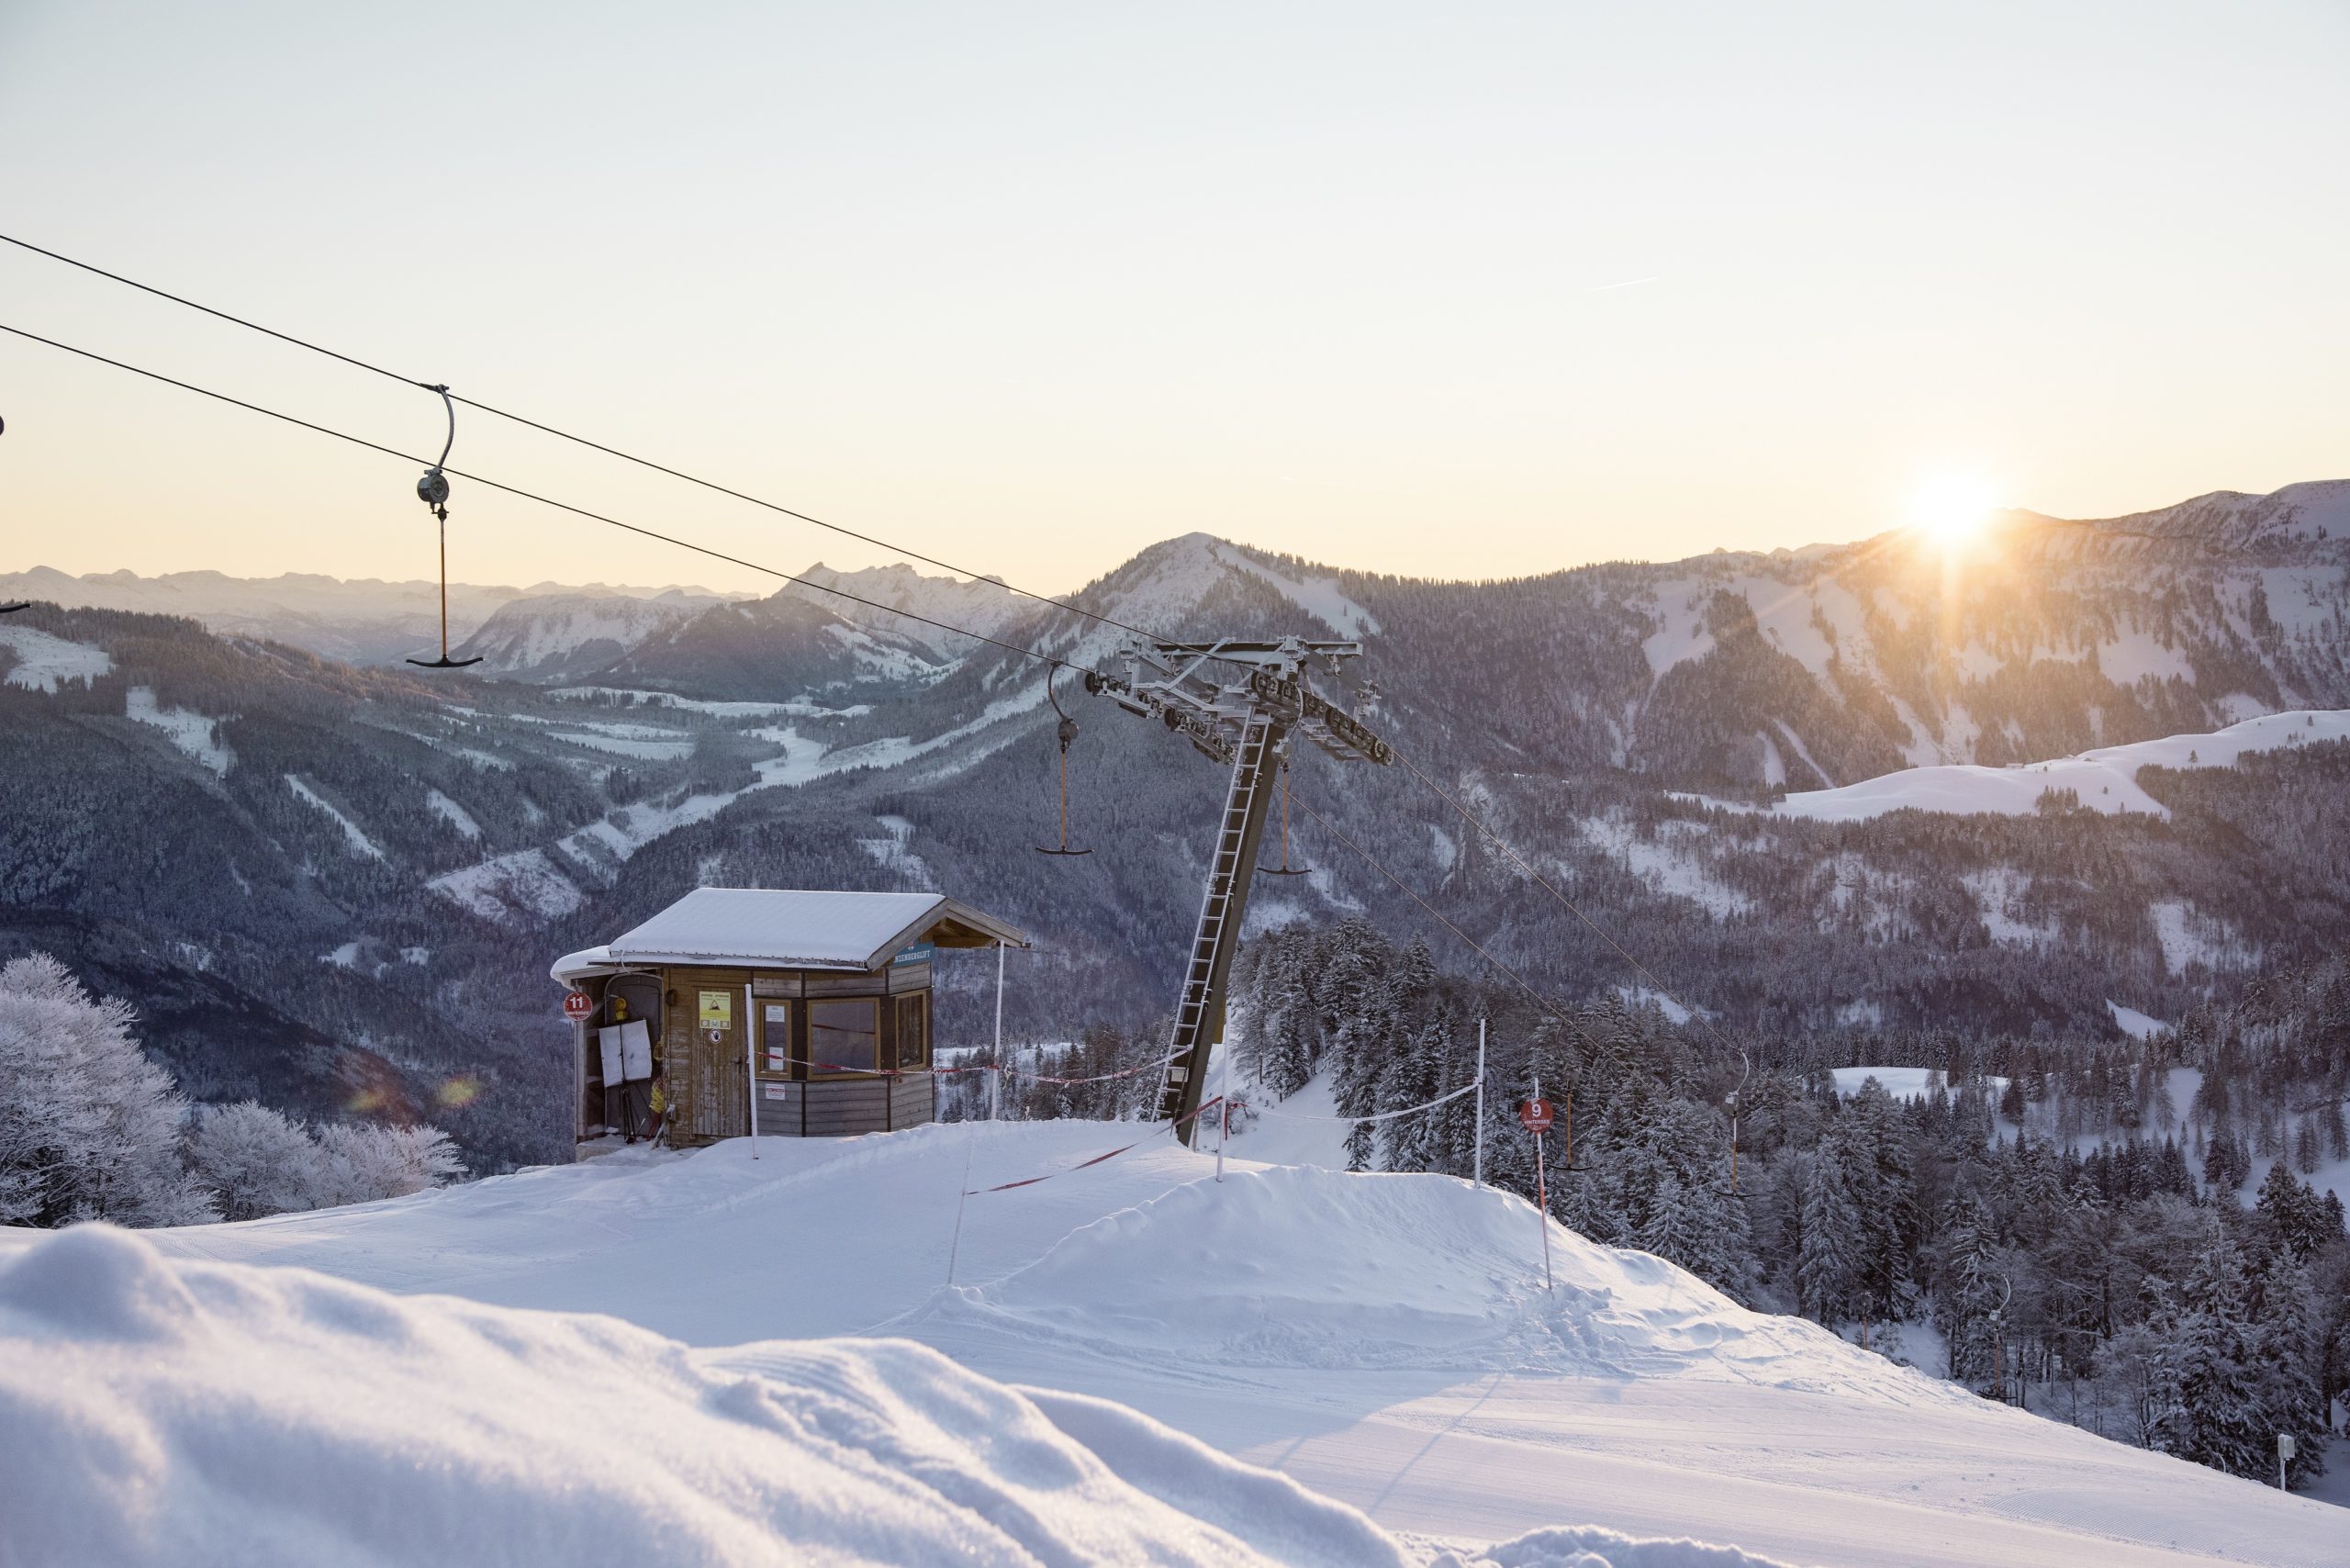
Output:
957,924,2350,1490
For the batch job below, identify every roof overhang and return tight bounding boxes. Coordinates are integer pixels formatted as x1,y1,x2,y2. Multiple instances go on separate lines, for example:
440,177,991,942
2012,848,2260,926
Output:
556,889,1031,984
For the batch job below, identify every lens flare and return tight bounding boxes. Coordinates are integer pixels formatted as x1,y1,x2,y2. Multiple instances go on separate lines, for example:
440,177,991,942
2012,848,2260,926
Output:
1908,474,2000,546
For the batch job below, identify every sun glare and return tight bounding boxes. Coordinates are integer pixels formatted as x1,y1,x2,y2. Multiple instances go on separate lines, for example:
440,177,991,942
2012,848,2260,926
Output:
1907,474,2000,546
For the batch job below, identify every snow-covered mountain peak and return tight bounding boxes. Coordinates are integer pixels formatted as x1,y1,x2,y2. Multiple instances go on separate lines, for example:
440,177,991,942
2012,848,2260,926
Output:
782,560,1042,656
1080,532,1382,644
2021,477,2350,563
449,593,718,678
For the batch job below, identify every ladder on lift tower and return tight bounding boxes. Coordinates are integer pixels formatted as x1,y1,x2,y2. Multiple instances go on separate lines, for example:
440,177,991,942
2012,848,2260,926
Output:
1084,637,1391,1143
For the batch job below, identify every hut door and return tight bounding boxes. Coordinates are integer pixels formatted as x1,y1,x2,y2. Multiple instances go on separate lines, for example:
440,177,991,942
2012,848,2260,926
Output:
681,969,751,1141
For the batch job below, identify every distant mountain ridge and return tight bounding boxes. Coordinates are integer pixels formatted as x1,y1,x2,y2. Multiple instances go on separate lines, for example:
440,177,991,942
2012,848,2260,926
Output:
0,566,728,666
2,479,2345,1170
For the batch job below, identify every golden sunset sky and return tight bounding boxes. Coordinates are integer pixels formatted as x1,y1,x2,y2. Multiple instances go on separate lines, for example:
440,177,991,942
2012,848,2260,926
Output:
2,2,2344,595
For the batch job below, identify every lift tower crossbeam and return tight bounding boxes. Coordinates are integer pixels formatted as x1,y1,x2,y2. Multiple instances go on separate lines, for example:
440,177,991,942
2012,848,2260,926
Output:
1085,637,1390,1144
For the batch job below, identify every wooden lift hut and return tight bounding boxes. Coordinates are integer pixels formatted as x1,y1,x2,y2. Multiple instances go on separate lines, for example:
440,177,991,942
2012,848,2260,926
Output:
550,888,1029,1149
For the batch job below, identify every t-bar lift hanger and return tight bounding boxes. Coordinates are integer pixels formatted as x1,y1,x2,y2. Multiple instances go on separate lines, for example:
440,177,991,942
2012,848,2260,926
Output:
408,384,481,670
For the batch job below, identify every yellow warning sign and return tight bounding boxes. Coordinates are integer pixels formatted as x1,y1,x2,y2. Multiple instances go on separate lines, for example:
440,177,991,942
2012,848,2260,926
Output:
698,991,733,1031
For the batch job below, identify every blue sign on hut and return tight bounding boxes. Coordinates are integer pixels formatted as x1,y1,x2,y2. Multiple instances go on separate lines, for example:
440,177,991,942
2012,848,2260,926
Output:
550,888,1030,1149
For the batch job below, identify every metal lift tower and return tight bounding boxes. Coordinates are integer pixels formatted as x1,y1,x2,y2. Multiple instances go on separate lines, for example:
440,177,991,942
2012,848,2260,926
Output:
1086,637,1392,1144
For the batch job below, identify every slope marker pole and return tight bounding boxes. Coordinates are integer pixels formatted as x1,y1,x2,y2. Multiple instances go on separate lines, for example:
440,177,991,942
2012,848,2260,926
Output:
1532,1072,1552,1291
744,982,759,1159
1214,1040,1231,1182
1473,1019,1487,1187
990,940,1005,1122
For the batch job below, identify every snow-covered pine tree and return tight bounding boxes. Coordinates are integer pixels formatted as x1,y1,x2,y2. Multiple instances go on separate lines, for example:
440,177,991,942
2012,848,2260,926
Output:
2254,1161,2333,1261
1378,1007,1449,1173
1246,931,1321,1100
1931,1192,2006,1393
1796,1146,1863,1332
0,953,214,1227
1838,1078,1919,1324
2149,1224,2269,1478
2249,1250,2329,1488
1331,978,1403,1172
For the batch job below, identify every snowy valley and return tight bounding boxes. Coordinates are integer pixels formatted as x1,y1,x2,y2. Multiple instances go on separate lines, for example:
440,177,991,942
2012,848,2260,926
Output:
4,479,2349,1565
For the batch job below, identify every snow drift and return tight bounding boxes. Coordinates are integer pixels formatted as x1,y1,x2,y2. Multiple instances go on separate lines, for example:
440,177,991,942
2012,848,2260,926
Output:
0,1224,1788,1568
927,1164,1969,1406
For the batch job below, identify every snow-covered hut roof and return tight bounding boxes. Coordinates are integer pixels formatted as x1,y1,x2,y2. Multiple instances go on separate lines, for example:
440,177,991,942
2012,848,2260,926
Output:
552,889,1028,981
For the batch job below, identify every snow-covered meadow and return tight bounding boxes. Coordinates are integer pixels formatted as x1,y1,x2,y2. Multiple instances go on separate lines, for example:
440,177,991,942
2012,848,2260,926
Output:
6,1121,2342,1567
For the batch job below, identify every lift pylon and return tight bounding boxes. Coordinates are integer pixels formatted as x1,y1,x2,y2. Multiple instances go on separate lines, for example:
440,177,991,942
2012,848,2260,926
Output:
1085,637,1390,1144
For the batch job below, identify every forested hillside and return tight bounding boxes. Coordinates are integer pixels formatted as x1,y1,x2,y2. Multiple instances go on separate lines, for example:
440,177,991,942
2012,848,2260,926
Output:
1152,918,2350,1490
2,479,2345,1176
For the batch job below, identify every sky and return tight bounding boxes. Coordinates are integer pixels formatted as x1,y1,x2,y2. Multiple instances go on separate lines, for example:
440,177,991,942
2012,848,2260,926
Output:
1,1,2344,597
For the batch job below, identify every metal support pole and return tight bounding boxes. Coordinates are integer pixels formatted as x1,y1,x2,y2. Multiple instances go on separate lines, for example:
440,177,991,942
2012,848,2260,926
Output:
990,939,1005,1122
1214,1039,1230,1182
1532,1072,1552,1291
744,982,759,1159
1473,1020,1487,1187
571,1016,587,1147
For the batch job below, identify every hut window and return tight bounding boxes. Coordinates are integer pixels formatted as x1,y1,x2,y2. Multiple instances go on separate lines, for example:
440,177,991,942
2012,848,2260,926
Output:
760,1002,791,1075
894,992,928,1070
809,998,878,1075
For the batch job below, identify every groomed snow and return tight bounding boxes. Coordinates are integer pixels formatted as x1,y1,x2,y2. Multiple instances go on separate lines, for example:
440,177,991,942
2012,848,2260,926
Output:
17,1122,2339,1566
1614,985,1696,1025
549,730,699,760
1829,1067,2012,1103
1579,814,1752,919
426,788,482,839
2105,1001,2169,1040
0,624,114,692
1773,709,2350,823
125,685,233,775
284,775,386,860
428,848,584,922
1210,543,1382,638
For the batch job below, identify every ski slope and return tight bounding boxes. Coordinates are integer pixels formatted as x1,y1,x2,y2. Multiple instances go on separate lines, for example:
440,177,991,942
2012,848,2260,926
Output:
5,1123,2343,1566
1771,708,2350,823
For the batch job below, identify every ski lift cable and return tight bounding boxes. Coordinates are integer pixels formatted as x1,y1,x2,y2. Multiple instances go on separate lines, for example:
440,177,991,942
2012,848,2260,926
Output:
0,231,1248,666
1288,794,1595,1050
6,292,1739,1055
8,312,1719,1078
0,322,1109,680
1381,743,1745,1063
1248,1079,1477,1123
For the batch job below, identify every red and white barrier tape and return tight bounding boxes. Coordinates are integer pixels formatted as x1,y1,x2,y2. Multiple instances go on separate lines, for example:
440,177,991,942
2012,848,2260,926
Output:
964,1097,1224,1194
997,1051,1183,1086
789,1054,1177,1085
1243,1080,1478,1123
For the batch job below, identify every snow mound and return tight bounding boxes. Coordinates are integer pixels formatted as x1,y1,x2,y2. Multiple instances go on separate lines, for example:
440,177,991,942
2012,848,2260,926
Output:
0,1224,1784,1568
1429,1528,1793,1568
0,1225,1402,1568
931,1165,1957,1402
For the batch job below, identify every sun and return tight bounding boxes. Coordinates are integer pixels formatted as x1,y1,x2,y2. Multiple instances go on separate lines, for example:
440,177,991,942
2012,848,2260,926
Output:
1907,473,2001,546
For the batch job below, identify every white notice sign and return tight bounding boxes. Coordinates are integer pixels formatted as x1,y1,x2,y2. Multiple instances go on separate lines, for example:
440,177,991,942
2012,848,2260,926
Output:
763,1081,791,1102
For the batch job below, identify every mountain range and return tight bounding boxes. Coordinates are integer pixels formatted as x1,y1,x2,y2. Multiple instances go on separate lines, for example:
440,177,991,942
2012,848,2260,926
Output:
0,566,726,667
1,479,2344,1168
